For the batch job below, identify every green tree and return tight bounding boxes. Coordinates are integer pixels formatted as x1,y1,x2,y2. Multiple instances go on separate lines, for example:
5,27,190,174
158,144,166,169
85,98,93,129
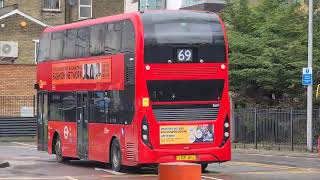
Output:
221,0,320,108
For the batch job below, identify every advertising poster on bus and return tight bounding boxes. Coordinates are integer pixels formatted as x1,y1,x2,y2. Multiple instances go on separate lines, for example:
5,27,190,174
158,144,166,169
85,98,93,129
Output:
160,124,214,145
52,58,111,85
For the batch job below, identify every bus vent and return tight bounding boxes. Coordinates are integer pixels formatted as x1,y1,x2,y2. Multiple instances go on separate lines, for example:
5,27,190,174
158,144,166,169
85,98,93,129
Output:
126,142,135,160
151,66,218,79
126,66,135,84
153,106,219,121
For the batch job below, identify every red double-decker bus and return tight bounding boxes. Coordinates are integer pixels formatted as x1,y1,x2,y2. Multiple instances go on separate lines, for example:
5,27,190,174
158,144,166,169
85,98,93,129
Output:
36,10,230,172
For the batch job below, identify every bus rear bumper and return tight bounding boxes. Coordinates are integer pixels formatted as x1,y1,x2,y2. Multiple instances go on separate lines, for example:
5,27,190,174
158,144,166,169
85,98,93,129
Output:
137,141,231,165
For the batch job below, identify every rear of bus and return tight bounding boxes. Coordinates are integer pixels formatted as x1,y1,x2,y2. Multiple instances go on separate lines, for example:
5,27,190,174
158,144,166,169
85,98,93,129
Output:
136,11,230,167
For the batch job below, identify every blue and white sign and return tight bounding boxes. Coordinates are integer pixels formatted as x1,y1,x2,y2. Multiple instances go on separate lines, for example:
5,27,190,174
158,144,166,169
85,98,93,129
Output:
302,67,313,86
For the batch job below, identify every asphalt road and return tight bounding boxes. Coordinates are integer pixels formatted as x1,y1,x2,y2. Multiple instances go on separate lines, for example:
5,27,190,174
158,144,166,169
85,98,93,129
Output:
0,142,319,180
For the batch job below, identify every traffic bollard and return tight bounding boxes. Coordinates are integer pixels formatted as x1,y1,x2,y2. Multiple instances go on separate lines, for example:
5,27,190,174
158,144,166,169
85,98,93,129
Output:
158,162,201,180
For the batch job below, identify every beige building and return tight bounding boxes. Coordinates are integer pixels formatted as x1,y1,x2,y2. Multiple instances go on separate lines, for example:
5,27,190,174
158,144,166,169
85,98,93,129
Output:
0,0,124,97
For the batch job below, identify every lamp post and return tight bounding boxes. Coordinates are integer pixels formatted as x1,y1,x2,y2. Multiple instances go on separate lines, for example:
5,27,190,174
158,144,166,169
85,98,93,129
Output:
307,0,314,152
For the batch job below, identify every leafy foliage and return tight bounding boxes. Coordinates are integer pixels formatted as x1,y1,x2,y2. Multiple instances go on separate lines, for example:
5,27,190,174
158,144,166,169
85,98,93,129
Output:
221,0,320,108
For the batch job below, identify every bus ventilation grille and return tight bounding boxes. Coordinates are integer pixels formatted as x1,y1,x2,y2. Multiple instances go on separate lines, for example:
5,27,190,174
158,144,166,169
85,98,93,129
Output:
126,66,135,84
126,142,135,160
153,107,219,121
152,66,218,79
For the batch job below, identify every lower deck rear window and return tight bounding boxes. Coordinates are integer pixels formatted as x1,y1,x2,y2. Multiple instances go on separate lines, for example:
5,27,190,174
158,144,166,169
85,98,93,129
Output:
147,80,224,102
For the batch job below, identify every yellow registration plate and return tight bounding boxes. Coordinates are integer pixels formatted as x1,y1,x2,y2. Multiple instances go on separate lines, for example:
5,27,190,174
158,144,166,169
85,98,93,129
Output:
176,155,197,161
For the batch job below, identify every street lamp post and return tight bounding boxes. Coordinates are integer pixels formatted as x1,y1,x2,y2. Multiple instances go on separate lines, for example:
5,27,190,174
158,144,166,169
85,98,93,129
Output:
307,0,314,152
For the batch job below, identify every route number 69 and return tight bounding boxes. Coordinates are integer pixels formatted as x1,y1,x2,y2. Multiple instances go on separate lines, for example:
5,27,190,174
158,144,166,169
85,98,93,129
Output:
177,49,193,62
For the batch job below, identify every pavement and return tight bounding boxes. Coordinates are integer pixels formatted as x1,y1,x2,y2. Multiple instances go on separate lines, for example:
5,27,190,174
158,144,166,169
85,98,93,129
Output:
0,142,319,180
232,147,319,159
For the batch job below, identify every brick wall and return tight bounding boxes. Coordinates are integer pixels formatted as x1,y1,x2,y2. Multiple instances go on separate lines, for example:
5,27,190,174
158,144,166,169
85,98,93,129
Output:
0,14,45,64
0,64,36,96
93,0,124,18
3,0,125,25
65,0,124,23
4,0,66,26
3,0,42,19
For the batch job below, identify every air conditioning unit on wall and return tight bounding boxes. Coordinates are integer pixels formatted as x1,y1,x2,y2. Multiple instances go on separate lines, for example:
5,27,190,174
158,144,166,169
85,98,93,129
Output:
0,41,18,58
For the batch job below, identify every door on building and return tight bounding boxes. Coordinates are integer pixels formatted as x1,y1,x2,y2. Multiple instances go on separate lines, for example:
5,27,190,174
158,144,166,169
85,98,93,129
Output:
37,92,48,151
76,92,89,159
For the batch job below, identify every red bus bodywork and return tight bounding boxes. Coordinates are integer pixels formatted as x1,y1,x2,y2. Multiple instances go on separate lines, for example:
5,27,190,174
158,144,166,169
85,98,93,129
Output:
37,11,230,167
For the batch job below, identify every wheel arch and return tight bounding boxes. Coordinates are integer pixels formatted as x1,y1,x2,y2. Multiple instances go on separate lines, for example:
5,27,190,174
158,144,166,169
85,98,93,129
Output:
52,131,60,154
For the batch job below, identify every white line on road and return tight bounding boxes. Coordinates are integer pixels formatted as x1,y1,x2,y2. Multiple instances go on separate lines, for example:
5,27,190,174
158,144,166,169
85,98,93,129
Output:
202,176,224,180
0,177,66,180
0,145,36,150
64,176,79,180
11,142,36,148
95,167,126,175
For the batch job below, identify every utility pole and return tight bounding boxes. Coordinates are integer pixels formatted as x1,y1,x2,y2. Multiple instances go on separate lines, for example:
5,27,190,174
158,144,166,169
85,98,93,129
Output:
307,0,314,152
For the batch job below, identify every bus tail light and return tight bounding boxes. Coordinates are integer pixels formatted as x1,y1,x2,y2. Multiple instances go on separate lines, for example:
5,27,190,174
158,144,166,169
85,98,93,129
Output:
141,116,153,149
219,116,230,147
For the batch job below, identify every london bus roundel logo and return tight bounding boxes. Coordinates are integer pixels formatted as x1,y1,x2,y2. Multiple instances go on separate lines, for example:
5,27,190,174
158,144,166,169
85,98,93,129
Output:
63,126,69,140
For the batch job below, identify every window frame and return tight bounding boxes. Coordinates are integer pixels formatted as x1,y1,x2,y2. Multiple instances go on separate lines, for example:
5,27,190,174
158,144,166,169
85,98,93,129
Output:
79,0,93,20
0,0,4,8
43,0,61,12
33,39,39,64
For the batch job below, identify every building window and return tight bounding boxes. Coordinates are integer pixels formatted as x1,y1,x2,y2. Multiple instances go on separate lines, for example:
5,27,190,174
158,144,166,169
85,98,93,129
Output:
0,0,4,8
33,40,39,64
43,0,60,11
79,0,92,20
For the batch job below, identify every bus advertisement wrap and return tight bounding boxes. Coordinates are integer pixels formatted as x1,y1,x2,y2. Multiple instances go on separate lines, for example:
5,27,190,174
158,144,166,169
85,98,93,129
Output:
160,124,214,145
52,58,112,85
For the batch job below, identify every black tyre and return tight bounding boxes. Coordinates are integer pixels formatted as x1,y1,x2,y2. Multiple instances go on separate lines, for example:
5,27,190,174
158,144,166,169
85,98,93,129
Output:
111,139,123,172
54,136,65,163
201,163,208,172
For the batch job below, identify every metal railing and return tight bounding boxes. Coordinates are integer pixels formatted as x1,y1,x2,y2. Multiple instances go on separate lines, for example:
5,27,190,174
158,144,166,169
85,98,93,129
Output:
0,117,37,137
0,95,37,137
0,96,36,118
233,108,320,151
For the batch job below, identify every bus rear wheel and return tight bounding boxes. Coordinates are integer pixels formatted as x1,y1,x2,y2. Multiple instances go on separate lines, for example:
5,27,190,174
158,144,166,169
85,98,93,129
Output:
111,139,123,172
54,136,66,163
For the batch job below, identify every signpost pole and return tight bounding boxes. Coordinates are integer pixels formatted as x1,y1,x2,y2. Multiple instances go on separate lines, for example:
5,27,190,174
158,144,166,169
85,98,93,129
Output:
307,0,313,152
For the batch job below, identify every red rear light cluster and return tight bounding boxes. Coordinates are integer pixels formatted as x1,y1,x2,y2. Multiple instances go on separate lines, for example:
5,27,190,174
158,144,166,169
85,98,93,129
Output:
219,116,230,147
141,116,153,149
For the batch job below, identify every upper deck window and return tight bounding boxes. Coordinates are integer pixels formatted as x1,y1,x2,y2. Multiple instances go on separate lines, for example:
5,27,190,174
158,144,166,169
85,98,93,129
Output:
142,11,226,63
37,20,135,63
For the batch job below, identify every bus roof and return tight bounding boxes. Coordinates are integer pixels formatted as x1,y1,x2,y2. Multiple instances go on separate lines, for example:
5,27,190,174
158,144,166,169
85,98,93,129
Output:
43,12,139,33
43,10,220,33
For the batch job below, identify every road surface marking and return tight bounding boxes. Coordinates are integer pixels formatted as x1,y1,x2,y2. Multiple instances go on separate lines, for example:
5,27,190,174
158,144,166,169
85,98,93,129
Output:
202,176,224,180
95,167,126,175
0,145,36,150
0,177,66,180
64,176,78,180
11,142,37,148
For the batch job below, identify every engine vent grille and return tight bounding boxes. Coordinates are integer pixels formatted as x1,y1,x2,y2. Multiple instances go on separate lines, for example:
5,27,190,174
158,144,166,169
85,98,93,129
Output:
152,104,219,121
126,142,135,161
